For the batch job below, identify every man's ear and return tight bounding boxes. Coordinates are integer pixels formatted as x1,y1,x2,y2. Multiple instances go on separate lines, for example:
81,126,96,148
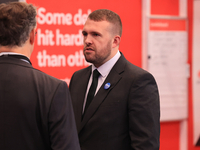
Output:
30,28,36,45
112,35,121,48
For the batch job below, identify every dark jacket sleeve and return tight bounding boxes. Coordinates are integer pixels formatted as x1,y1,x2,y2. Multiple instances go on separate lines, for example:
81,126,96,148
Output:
48,81,80,150
128,72,160,150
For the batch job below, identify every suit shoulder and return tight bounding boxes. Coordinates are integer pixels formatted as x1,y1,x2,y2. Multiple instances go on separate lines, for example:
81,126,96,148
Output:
72,66,91,76
124,59,156,80
126,60,148,74
115,53,151,77
31,67,65,85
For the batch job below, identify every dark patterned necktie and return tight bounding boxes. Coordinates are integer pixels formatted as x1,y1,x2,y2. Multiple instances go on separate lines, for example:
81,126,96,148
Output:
84,69,100,112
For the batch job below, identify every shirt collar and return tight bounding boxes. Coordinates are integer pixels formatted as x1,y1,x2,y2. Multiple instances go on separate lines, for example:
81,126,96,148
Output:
0,52,30,64
92,50,121,77
0,52,26,57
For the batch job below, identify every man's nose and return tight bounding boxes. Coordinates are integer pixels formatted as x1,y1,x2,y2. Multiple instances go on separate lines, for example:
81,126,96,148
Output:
84,35,92,45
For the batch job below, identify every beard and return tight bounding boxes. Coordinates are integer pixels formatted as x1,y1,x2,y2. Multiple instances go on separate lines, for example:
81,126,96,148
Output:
83,41,112,67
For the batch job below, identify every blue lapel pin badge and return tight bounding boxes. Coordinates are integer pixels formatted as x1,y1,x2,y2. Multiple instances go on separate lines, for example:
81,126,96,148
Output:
104,83,111,90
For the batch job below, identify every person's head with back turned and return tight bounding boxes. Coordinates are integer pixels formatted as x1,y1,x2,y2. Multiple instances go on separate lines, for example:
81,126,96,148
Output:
0,2,80,150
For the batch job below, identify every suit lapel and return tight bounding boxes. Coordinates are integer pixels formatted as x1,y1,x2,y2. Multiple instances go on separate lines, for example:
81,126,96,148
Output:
79,54,127,132
72,67,91,132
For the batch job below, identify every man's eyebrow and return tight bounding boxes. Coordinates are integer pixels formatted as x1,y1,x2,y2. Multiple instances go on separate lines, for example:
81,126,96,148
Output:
91,31,101,35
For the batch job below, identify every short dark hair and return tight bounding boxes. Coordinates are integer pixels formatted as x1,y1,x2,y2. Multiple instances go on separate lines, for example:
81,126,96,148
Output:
0,2,37,47
88,9,122,37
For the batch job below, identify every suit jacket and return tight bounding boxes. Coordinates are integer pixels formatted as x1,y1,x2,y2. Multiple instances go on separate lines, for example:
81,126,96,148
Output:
0,56,80,150
69,54,160,150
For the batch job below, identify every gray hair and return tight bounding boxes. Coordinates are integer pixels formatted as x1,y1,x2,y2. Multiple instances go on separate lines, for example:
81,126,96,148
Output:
0,2,37,47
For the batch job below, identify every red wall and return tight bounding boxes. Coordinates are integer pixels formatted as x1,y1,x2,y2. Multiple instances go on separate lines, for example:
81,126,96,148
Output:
160,121,180,150
26,0,199,149
27,0,141,83
187,0,200,149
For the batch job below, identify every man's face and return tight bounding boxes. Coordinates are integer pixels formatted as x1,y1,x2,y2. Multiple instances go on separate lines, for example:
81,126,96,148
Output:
82,19,115,68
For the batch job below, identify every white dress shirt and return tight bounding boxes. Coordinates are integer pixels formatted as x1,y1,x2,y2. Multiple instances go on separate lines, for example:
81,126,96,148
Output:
0,52,30,64
82,51,121,113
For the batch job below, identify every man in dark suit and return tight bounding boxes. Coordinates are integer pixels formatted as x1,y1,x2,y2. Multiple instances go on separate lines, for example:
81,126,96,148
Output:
0,2,80,150
69,9,160,150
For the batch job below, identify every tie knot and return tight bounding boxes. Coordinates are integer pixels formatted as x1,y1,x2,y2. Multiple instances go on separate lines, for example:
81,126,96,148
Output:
93,69,100,79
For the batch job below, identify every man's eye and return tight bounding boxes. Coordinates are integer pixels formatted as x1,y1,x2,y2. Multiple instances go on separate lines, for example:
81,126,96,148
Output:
93,33,99,36
82,32,87,36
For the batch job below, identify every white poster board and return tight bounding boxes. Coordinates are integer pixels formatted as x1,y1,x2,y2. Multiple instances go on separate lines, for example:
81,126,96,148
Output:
192,0,200,145
147,19,188,121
